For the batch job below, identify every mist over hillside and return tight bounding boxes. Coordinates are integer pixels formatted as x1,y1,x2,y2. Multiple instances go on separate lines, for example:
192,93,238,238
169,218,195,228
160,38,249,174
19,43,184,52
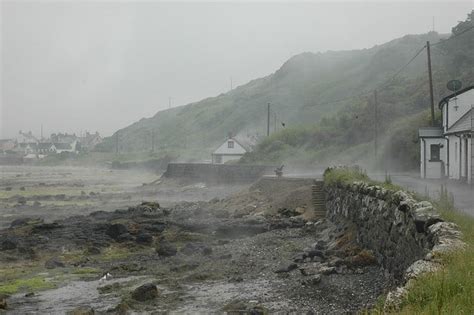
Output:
98,12,473,169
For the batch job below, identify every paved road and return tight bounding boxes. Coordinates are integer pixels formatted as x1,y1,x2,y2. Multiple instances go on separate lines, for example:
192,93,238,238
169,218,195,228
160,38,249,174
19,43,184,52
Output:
370,173,474,217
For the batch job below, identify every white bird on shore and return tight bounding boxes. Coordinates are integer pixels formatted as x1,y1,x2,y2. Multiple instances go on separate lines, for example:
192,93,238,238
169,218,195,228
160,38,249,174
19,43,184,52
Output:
99,272,113,282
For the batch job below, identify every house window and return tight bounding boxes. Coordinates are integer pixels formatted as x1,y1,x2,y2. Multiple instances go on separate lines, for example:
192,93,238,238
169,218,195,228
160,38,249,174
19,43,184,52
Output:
430,144,440,161
227,140,234,149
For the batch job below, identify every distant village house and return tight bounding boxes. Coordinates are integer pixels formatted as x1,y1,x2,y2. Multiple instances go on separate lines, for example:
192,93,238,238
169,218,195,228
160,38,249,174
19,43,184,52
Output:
211,134,255,164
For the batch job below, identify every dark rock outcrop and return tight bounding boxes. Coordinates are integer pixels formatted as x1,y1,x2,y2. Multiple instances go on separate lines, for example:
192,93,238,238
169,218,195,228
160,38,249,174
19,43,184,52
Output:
156,242,177,257
106,224,128,240
131,283,159,301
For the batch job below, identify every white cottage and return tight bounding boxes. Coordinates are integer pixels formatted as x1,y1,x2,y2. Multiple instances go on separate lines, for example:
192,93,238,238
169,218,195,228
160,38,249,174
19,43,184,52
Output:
419,86,474,184
211,136,252,164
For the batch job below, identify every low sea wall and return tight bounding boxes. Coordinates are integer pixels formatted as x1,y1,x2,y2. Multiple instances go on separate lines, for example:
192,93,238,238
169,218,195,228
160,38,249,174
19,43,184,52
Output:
162,163,276,183
324,172,465,308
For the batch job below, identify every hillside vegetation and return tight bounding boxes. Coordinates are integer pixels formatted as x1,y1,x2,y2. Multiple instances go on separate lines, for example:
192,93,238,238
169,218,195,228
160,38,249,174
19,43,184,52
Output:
98,11,473,170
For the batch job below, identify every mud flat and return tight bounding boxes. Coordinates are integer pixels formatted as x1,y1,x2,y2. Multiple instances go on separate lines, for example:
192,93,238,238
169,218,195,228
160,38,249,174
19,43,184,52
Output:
0,173,392,314
0,165,246,229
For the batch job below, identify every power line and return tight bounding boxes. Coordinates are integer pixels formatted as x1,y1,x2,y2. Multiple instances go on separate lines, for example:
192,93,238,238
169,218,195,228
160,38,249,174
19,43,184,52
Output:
304,26,473,109
376,45,426,90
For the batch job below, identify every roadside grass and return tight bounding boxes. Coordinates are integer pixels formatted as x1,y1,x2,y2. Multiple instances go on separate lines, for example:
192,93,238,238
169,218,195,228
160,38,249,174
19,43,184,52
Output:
324,167,473,314
398,206,474,314
323,166,404,191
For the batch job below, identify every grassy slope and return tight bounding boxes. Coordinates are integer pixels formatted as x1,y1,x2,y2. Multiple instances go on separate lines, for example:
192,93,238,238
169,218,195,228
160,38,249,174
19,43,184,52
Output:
243,13,474,170
97,32,446,160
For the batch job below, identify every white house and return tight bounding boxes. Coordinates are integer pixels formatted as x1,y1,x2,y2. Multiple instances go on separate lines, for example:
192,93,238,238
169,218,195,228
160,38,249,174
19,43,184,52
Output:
211,136,254,164
419,86,474,184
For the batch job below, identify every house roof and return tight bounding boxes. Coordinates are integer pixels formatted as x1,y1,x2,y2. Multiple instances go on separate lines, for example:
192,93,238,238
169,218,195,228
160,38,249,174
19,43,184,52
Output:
213,137,248,155
438,85,474,109
446,109,472,134
419,127,443,138
54,142,73,150
38,143,53,150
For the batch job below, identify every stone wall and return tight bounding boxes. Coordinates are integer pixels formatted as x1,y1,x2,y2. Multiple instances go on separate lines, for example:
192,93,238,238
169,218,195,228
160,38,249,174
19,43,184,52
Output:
325,180,464,282
162,163,276,184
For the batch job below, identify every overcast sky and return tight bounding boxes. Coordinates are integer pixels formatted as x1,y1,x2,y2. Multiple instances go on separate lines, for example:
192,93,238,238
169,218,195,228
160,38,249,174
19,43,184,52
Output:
1,1,472,138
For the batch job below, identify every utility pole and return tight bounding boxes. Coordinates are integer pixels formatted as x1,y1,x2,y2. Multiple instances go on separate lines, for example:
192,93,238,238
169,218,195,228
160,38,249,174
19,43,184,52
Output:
374,90,378,159
274,112,277,133
230,76,233,91
427,41,435,126
40,124,43,140
151,129,155,153
168,97,172,109
267,103,271,137
115,132,119,155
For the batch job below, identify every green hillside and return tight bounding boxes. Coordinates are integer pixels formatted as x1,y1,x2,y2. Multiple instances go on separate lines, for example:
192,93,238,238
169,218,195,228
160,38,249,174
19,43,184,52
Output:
243,12,473,170
98,11,473,169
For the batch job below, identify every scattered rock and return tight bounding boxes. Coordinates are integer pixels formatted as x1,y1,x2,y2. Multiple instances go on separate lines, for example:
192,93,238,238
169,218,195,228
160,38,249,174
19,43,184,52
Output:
0,294,7,309
135,232,153,245
24,292,35,297
67,306,95,315
156,242,177,257
116,233,134,243
45,257,65,269
349,249,377,267
404,259,440,281
5,187,12,191
302,274,321,286
131,283,159,301
17,196,27,205
384,286,407,311
18,246,36,259
98,282,121,294
275,263,298,273
106,224,128,240
32,222,62,232
0,238,17,251
110,301,129,315
85,246,101,255
140,201,161,211
319,266,336,275
202,246,213,256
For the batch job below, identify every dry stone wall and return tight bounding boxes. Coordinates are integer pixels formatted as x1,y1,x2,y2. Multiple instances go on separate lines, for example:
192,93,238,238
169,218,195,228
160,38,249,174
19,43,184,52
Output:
325,180,464,282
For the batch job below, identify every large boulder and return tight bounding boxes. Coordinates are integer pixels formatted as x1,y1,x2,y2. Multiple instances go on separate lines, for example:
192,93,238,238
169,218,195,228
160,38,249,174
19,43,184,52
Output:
106,224,129,240
135,232,153,245
131,283,159,301
0,238,17,251
156,242,177,257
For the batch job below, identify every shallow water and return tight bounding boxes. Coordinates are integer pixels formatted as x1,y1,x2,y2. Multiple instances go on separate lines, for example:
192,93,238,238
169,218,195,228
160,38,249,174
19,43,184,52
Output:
8,276,147,314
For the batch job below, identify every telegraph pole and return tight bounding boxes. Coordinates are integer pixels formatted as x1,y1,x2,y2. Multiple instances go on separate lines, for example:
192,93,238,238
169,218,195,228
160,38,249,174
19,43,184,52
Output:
115,132,119,155
267,103,271,137
151,129,155,153
374,90,378,159
274,112,277,133
426,41,435,126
